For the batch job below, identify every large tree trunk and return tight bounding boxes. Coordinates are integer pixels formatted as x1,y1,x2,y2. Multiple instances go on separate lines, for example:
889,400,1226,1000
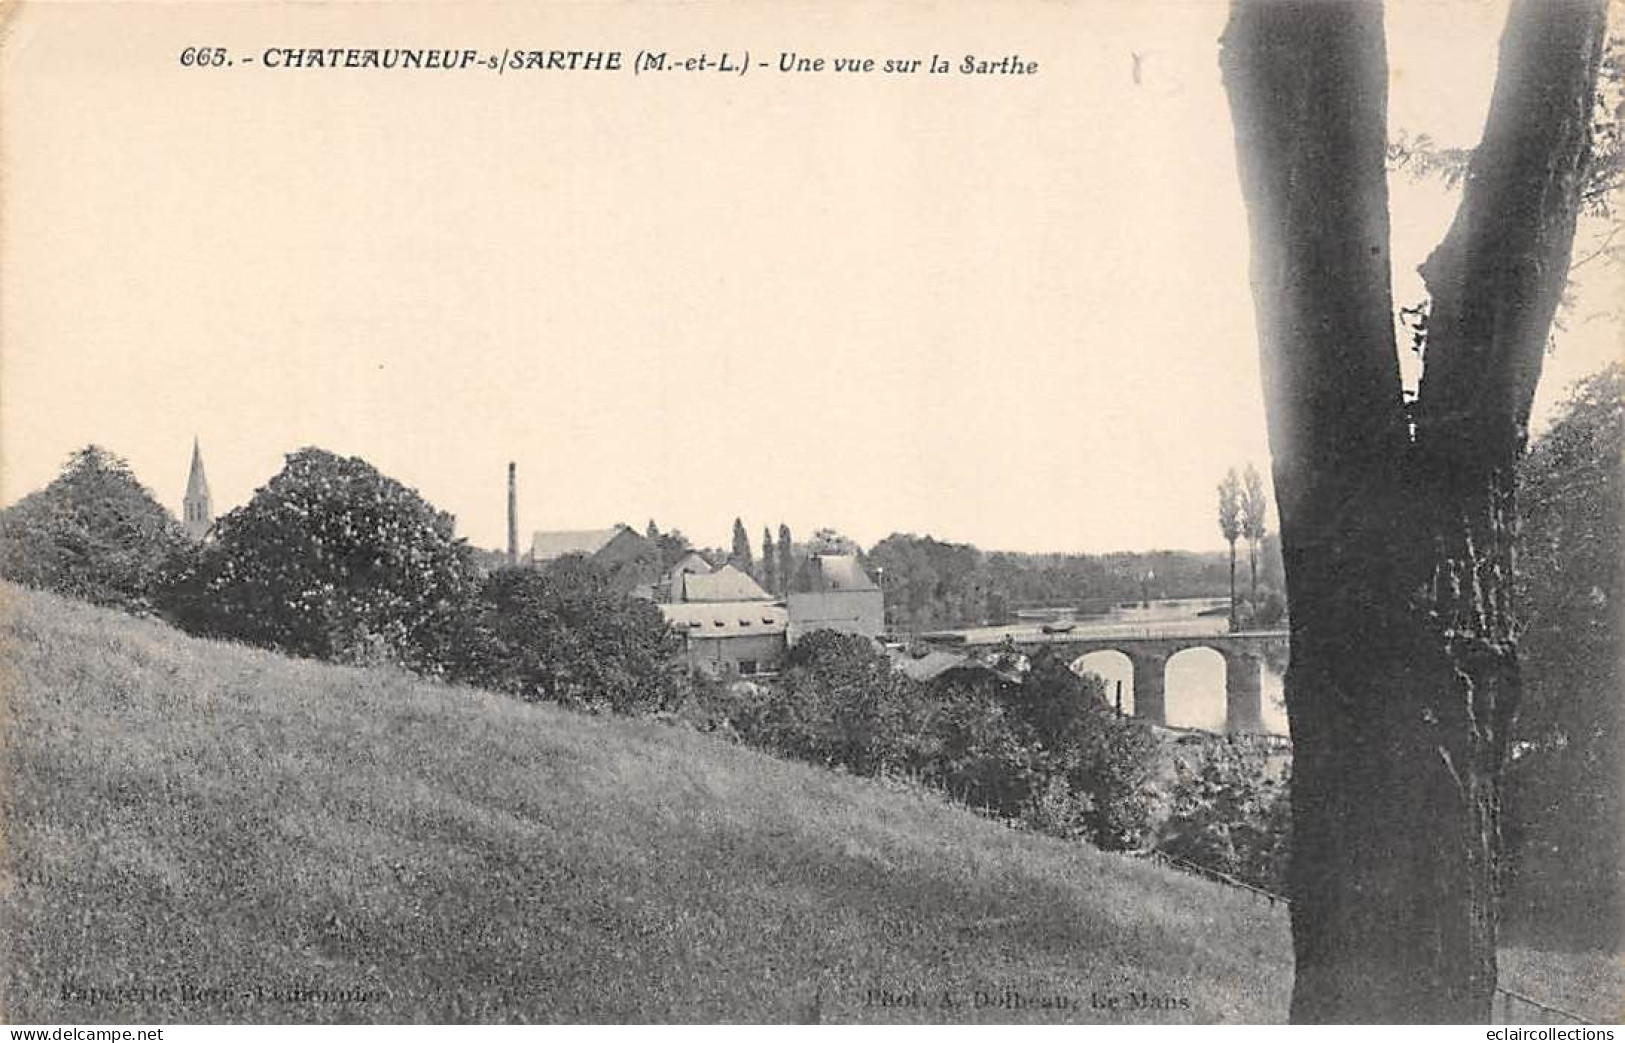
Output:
1219,0,1605,1023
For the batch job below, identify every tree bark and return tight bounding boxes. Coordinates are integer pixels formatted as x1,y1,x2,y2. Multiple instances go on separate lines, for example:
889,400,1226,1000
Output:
1220,0,1605,1023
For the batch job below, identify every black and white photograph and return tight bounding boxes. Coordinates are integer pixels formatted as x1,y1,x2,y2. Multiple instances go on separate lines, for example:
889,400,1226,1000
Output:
0,0,1618,1029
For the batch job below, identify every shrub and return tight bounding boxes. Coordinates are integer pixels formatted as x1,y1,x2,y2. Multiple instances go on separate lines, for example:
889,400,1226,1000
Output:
916,672,1042,817
1156,740,1290,891
0,446,192,613
165,447,478,672
1009,652,1160,850
732,630,923,775
454,558,686,715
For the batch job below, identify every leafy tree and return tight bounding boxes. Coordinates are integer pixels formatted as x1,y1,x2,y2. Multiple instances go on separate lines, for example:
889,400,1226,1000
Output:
456,559,684,715
916,672,1040,818
729,517,753,574
866,533,991,631
1221,0,1607,1021
1504,364,1621,948
1158,742,1291,892
651,526,692,573
729,630,919,775
0,445,191,613
761,527,777,594
1216,468,1242,628
808,527,860,556
167,447,478,672
1241,463,1268,608
777,523,795,597
1011,651,1160,850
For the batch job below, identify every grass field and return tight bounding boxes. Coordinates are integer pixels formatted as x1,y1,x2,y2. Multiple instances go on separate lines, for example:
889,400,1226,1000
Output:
0,585,1611,1023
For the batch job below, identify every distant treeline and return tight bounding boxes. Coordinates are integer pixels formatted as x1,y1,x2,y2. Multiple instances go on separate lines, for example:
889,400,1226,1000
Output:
863,533,1286,632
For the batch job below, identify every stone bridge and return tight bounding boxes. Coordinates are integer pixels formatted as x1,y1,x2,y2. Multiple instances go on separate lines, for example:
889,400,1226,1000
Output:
924,627,1289,734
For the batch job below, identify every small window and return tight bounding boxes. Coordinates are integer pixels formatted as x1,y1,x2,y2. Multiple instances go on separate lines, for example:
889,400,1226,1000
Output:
740,619,752,627
713,619,726,627
738,660,758,676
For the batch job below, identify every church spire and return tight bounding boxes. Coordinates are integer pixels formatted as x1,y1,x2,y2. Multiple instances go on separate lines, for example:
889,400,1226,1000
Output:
183,437,213,540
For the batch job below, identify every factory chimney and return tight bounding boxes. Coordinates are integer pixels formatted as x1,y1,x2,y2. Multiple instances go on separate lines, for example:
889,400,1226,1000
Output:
507,462,519,565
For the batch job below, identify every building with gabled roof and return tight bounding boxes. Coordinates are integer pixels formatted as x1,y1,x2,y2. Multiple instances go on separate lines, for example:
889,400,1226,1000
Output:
529,522,659,595
531,524,638,564
676,563,772,603
787,553,884,642
658,559,785,675
661,600,789,677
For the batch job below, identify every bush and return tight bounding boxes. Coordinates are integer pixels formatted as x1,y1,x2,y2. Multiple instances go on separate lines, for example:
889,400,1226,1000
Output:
1008,652,1160,850
1237,588,1286,629
0,446,192,613
1156,740,1290,891
453,559,685,715
727,631,923,775
915,673,1044,818
680,637,1162,852
165,447,478,672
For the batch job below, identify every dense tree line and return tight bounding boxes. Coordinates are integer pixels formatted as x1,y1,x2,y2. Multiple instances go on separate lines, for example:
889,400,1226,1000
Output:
866,533,1284,632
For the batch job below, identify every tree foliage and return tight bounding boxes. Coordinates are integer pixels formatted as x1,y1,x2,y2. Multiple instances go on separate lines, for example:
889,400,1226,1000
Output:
1504,363,1622,947
455,559,686,715
1157,742,1291,893
0,445,192,613
1217,468,1242,626
729,517,753,574
866,533,990,631
760,527,777,595
166,447,478,671
776,523,795,599
701,634,1158,852
1241,463,1268,602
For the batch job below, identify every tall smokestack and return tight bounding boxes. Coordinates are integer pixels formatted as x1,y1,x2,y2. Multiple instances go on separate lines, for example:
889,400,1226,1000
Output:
507,462,518,565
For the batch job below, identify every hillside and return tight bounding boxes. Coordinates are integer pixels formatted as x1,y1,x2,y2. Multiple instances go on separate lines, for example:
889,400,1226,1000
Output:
0,584,1301,1023
2,586,1605,1025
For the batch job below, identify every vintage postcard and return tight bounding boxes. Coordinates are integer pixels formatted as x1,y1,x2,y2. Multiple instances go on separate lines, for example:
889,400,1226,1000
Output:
0,0,1618,1029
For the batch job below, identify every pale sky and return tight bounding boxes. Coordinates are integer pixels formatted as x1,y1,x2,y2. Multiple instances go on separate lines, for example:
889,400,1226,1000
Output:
2,1,1618,554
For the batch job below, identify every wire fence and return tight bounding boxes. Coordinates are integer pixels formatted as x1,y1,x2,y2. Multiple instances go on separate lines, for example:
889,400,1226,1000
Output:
1137,850,1597,1025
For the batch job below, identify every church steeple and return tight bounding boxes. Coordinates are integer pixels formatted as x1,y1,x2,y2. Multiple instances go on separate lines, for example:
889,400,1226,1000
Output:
183,437,213,540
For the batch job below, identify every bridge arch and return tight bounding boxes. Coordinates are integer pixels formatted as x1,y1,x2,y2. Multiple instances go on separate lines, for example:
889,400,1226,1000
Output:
1072,649,1134,715
1165,646,1227,731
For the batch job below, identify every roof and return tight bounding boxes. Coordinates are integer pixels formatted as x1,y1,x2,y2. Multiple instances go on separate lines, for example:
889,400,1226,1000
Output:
661,600,788,638
531,525,627,561
665,551,713,578
185,438,210,501
809,554,877,591
889,648,1028,685
678,563,772,603
890,649,970,682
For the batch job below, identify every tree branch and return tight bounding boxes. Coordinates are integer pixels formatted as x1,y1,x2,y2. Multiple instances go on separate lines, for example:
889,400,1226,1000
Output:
1415,0,1610,464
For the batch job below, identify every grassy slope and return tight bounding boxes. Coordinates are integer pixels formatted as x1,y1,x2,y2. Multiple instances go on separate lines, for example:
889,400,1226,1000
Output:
0,586,1605,1023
